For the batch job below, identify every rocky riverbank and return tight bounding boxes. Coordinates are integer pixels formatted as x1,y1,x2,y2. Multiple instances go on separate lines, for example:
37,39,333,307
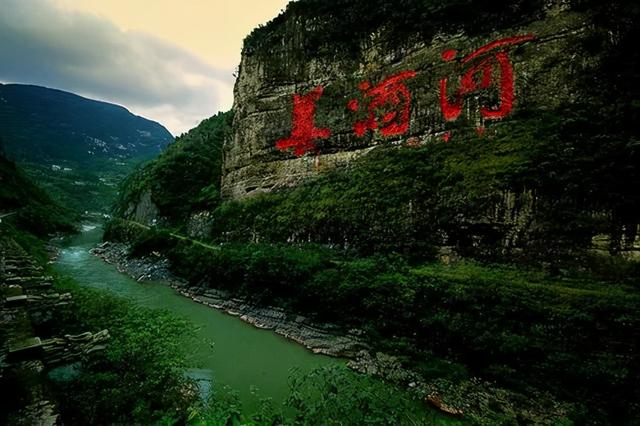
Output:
90,241,369,357
91,240,577,423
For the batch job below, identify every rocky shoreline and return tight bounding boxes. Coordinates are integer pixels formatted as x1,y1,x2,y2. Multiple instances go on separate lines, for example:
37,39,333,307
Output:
90,241,369,358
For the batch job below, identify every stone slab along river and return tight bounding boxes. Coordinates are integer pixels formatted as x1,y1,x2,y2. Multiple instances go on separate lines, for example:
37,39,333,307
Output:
53,225,342,412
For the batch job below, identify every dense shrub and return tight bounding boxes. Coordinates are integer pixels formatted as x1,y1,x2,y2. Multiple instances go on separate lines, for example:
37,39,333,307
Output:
102,218,147,243
168,241,334,305
47,276,196,424
129,228,177,258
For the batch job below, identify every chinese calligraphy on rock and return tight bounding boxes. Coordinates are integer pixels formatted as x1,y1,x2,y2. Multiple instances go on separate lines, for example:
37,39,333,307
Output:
276,35,534,156
275,86,331,157
348,70,417,137
440,35,535,123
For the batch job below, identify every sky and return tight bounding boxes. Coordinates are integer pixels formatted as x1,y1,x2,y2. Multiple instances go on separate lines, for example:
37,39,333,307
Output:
0,0,290,135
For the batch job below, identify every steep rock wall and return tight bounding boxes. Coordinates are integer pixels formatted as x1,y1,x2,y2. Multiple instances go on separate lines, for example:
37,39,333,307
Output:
222,3,596,199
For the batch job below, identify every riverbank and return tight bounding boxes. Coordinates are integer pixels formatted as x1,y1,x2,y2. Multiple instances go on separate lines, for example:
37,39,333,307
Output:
91,241,369,358
90,238,584,423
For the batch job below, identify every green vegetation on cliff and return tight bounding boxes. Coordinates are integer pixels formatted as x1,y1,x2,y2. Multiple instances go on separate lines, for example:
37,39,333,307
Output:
245,0,548,59
114,111,233,223
195,109,638,264
244,0,633,61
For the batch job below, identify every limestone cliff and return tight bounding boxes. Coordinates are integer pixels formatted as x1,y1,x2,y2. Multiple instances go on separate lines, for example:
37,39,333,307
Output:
222,2,597,198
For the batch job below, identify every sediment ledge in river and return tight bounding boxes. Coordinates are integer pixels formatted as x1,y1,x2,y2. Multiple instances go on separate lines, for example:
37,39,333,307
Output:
90,241,369,358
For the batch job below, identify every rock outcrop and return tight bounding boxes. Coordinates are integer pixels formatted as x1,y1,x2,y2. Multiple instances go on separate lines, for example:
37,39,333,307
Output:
122,189,160,227
92,241,172,282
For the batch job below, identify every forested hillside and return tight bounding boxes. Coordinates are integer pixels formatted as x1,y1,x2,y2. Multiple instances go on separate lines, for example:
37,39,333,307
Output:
114,111,232,225
0,84,174,213
0,148,74,240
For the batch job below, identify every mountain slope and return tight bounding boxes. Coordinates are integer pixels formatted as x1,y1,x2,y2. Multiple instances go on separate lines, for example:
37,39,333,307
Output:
0,84,175,213
0,147,74,239
0,83,173,164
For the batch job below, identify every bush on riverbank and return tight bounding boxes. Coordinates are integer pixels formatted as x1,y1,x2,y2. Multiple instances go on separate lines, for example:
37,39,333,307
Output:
189,365,457,425
46,275,197,424
102,217,148,243
169,241,335,305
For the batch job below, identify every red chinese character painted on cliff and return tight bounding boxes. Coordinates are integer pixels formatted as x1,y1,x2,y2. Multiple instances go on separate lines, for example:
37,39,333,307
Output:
276,86,331,157
348,70,417,137
440,35,535,126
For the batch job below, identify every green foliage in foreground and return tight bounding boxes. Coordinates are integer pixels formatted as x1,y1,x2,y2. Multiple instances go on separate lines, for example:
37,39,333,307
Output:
48,275,197,424
284,366,456,426
46,267,454,425
124,230,639,422
189,366,458,426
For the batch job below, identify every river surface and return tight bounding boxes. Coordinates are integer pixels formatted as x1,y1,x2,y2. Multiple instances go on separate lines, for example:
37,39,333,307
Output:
53,225,341,412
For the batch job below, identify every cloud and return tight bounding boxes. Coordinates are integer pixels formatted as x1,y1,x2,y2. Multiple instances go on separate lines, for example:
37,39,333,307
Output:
0,0,235,135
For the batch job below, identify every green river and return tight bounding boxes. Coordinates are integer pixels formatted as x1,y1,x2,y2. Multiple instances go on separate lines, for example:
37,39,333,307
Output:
53,225,341,412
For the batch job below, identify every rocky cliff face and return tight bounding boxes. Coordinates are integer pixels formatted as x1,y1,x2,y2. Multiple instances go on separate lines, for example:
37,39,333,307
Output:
222,2,596,199
122,189,159,226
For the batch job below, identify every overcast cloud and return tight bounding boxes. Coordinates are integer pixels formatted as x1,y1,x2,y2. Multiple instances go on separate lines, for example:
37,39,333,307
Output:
0,0,237,135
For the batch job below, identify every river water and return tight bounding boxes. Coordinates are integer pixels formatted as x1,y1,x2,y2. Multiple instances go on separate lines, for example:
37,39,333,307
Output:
53,225,341,412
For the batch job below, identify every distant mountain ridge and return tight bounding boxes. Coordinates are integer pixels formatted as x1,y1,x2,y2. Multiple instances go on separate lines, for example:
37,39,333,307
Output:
0,83,173,164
